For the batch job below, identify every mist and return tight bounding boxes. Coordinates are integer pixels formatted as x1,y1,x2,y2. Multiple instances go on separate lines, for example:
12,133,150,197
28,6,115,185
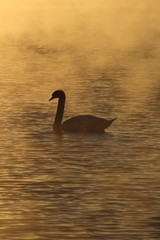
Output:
1,0,159,51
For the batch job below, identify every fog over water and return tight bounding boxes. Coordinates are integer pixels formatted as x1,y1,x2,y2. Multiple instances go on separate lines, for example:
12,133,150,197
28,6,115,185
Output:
0,1,160,239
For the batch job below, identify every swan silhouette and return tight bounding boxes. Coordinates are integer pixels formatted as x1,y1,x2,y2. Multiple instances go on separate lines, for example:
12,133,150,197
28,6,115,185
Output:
49,90,116,133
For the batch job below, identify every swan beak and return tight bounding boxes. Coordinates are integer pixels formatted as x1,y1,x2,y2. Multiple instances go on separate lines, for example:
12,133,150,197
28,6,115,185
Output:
49,96,54,101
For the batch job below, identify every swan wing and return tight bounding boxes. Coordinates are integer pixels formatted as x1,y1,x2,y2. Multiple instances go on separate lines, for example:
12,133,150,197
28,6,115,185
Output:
61,115,115,133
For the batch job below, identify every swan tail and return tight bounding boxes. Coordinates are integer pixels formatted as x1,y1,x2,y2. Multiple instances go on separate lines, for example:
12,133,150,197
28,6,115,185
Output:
111,118,117,122
105,118,117,128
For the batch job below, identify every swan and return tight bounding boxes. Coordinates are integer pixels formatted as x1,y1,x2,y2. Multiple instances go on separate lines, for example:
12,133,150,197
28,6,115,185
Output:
49,90,116,133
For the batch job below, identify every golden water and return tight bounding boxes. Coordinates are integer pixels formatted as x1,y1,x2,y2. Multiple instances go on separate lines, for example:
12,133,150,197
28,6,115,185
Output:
0,1,160,239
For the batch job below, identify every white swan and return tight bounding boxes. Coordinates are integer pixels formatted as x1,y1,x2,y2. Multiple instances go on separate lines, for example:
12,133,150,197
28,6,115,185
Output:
49,90,116,133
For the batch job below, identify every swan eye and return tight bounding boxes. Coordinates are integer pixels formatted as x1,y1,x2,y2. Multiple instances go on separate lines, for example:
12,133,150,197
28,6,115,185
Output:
52,94,57,98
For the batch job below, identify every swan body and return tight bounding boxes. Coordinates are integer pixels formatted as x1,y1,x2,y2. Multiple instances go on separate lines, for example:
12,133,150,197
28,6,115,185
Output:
49,90,116,133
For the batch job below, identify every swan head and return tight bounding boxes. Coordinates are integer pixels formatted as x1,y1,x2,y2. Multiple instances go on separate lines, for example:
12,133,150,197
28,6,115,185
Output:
49,90,65,101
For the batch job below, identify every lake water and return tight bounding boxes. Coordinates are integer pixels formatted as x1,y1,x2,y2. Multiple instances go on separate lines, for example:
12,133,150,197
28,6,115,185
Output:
0,1,160,239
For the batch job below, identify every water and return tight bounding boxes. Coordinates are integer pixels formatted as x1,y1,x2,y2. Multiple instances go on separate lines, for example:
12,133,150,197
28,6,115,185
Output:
0,1,160,239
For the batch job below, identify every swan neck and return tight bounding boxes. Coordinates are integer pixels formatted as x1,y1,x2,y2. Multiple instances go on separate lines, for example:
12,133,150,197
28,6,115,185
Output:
54,95,65,128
